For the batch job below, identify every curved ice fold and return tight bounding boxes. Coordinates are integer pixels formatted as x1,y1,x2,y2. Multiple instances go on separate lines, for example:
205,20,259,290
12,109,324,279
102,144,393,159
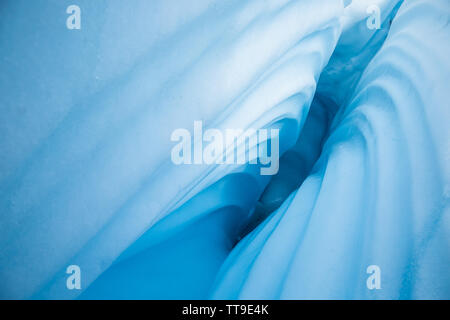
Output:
212,0,450,299
0,0,448,299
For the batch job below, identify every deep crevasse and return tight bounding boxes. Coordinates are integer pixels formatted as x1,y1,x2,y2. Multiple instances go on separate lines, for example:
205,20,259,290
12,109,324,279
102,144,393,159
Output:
0,0,448,299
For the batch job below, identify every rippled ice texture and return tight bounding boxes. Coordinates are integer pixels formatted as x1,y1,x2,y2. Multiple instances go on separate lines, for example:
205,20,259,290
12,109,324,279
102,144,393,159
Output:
0,0,449,299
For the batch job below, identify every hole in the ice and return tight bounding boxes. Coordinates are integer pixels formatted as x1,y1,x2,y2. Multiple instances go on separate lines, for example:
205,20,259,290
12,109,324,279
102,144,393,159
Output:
239,94,339,238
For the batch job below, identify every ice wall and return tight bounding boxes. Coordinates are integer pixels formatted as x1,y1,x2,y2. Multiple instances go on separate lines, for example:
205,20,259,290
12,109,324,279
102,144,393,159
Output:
0,0,448,299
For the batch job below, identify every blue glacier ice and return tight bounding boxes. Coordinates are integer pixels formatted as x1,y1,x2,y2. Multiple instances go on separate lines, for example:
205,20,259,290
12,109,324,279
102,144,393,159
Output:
0,0,449,299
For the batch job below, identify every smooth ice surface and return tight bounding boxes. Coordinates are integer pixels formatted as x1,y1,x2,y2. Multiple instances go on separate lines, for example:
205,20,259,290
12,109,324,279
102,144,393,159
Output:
0,0,449,299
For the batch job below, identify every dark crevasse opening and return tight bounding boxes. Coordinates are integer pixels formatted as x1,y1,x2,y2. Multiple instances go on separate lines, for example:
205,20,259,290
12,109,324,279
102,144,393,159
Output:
243,1,403,238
